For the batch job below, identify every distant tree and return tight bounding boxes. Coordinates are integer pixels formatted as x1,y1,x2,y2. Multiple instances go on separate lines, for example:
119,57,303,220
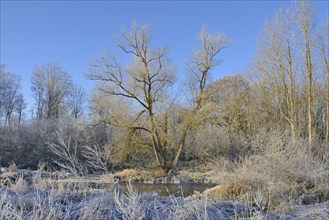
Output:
69,84,86,119
0,65,25,126
31,63,72,120
209,75,251,135
15,94,26,126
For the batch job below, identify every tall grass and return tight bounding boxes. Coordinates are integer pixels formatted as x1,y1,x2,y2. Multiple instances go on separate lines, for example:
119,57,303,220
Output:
0,172,252,220
2,174,326,220
206,130,329,212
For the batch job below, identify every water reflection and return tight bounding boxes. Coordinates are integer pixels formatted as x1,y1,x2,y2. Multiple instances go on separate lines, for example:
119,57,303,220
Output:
98,182,216,197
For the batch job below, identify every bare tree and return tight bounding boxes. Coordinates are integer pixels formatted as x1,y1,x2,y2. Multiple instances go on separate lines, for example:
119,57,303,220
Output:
88,24,175,168
318,22,329,142
171,27,231,168
69,84,86,119
294,0,316,144
250,8,300,139
247,0,329,143
0,65,25,126
31,63,72,120
15,94,26,126
31,66,45,119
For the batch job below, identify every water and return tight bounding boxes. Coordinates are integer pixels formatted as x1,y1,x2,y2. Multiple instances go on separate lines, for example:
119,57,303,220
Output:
99,182,216,197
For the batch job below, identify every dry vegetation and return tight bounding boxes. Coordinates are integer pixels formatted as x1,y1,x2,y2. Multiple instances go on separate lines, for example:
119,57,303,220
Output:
204,130,329,211
1,128,328,219
0,162,328,220
1,0,329,219
0,169,247,220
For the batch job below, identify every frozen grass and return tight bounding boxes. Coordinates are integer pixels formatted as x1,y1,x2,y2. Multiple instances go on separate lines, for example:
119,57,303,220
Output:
205,132,329,213
0,174,252,220
1,171,328,220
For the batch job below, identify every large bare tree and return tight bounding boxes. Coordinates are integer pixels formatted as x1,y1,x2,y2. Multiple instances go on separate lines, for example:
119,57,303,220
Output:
88,24,175,168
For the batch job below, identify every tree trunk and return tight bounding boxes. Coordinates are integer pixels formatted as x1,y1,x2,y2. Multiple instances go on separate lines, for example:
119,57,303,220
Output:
325,92,329,143
148,111,165,168
306,45,313,145
171,125,190,169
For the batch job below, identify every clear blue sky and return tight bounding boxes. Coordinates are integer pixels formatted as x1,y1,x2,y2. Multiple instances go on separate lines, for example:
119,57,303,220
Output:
1,0,328,112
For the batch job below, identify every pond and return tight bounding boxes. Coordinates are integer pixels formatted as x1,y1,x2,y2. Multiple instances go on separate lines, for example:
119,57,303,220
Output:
97,182,216,197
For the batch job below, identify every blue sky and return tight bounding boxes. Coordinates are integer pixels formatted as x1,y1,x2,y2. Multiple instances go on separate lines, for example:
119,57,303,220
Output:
1,0,328,112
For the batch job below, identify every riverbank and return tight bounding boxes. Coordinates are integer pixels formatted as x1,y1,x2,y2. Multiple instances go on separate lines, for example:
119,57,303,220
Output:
0,177,328,220
1,167,328,219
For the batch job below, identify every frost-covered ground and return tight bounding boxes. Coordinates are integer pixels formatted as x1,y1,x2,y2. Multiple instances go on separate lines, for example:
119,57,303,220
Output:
1,169,328,220
1,184,328,220
0,185,247,220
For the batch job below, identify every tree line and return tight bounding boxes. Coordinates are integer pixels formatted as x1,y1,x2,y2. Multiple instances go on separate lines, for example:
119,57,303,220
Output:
0,0,328,171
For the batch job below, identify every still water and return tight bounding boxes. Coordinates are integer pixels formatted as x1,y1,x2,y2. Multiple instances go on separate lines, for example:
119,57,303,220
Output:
98,182,216,197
